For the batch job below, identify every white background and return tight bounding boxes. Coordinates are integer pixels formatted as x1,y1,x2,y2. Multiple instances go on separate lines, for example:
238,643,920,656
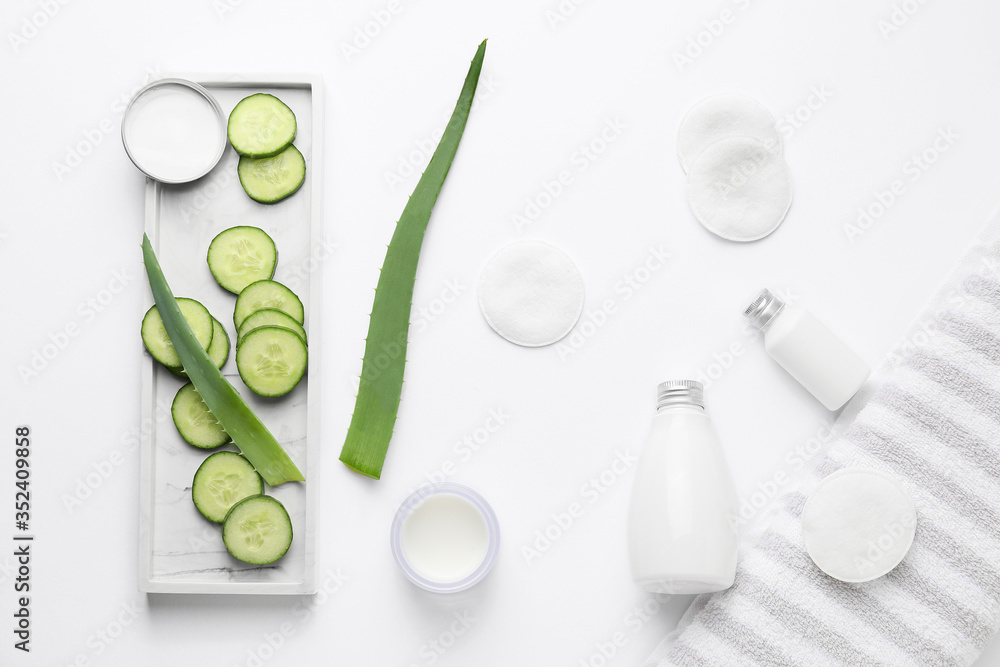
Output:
3,0,1000,665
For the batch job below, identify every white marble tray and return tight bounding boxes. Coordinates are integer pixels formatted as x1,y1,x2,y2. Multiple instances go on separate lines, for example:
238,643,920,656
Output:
138,74,323,595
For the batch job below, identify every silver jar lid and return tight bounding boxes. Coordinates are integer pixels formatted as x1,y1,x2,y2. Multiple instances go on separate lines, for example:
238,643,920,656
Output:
656,380,704,410
744,288,786,331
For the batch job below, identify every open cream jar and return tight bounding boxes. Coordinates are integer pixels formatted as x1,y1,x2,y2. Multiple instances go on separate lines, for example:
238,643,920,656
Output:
121,78,226,183
391,483,499,593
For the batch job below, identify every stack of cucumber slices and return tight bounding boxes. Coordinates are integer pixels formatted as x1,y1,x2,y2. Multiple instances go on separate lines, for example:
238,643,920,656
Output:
228,93,305,204
140,225,307,566
194,453,293,567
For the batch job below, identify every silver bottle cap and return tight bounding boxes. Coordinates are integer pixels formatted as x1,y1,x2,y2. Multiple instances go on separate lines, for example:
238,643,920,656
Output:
656,380,704,410
744,288,786,331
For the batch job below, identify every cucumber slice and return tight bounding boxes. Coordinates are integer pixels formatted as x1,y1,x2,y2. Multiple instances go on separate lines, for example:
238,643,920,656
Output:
233,280,304,329
207,226,277,294
227,93,297,159
236,326,308,397
169,317,231,379
172,382,230,449
222,495,293,565
238,145,305,204
192,451,263,523
237,308,307,347
207,318,231,368
141,298,213,368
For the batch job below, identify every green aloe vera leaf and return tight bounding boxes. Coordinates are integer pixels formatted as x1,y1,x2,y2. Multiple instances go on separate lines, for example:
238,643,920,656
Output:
142,234,304,485
340,40,487,479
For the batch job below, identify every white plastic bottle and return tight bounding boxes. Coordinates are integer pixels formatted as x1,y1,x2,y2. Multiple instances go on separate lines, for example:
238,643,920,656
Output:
627,380,738,594
744,289,870,411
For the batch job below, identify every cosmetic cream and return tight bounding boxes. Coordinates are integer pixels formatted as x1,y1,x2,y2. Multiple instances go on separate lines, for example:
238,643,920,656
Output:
391,484,499,593
122,79,226,183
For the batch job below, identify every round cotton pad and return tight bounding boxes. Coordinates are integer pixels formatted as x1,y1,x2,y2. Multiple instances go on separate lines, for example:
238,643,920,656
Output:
478,240,585,347
676,93,782,173
802,468,917,583
686,137,793,242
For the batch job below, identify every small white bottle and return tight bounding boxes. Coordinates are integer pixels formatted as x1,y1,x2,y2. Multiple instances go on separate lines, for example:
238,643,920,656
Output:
744,289,870,411
627,380,738,594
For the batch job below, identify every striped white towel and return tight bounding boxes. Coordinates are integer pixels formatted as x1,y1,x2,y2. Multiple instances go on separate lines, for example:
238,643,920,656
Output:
647,208,1000,667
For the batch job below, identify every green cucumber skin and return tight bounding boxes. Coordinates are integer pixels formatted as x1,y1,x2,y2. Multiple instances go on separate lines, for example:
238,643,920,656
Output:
209,319,231,368
222,494,293,565
340,40,487,480
141,298,214,369
171,383,231,449
237,145,306,205
227,94,297,159
238,324,304,350
236,326,308,398
192,451,263,523
207,226,278,295
233,279,305,330
237,308,307,347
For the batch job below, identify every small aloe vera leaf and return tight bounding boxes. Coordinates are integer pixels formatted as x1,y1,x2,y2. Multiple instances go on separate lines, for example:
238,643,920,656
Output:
142,234,304,485
340,40,487,479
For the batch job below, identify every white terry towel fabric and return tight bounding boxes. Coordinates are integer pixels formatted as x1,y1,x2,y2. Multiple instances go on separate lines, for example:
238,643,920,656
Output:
647,207,1000,666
